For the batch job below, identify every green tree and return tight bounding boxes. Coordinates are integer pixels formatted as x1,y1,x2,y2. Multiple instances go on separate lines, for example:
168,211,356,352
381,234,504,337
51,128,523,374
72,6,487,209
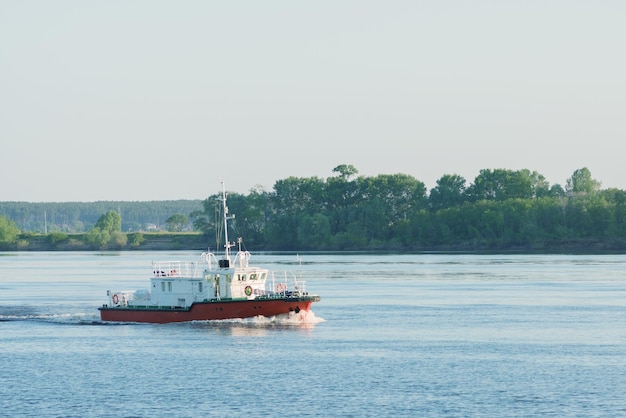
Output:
165,213,188,232
534,197,567,240
332,164,358,180
190,195,219,237
548,184,566,198
566,167,601,195
0,215,20,245
85,227,111,249
85,210,125,249
362,174,427,243
95,210,122,233
467,169,506,201
468,169,537,201
429,174,467,210
226,187,270,248
529,171,552,198
109,230,128,248
128,232,145,247
272,176,326,216
268,177,327,249
297,213,331,250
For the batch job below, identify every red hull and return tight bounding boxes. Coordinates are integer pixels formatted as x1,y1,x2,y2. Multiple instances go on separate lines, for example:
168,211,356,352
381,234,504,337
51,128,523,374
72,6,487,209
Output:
99,296,319,323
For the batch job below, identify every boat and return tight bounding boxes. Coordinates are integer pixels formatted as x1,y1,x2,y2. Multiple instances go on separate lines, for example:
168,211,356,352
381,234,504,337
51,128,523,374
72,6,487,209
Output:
98,183,320,323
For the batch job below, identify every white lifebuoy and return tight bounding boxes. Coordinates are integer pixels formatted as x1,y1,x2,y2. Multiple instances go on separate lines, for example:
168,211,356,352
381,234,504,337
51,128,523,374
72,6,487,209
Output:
112,294,120,304
276,283,286,293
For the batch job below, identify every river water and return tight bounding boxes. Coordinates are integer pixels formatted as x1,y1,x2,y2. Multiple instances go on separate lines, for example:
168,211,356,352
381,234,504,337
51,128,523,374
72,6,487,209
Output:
1,251,625,417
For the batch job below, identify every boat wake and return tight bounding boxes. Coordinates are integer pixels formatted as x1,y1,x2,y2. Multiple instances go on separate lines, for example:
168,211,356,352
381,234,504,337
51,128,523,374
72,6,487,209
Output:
191,309,325,327
0,306,103,325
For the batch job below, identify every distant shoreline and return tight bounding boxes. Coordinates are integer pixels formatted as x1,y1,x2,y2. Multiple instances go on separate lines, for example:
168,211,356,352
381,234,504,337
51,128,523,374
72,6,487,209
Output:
1,233,209,252
2,233,625,254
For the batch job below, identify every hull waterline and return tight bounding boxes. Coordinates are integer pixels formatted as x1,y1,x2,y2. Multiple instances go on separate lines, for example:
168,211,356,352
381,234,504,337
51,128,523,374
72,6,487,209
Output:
99,296,319,323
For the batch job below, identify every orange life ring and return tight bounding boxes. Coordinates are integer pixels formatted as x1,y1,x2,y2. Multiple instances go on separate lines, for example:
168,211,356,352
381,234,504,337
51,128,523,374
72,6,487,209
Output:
245,286,252,296
276,283,286,293
112,294,120,304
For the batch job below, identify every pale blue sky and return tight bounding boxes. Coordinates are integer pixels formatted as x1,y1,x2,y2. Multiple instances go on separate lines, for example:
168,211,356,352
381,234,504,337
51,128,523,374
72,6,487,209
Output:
1,1,624,201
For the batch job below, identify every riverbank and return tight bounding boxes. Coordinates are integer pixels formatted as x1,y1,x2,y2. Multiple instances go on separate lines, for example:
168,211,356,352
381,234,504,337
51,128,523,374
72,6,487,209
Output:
2,232,625,253
1,232,209,252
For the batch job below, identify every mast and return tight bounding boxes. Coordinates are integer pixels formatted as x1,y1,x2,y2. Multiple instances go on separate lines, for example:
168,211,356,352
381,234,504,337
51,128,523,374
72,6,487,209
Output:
221,181,234,263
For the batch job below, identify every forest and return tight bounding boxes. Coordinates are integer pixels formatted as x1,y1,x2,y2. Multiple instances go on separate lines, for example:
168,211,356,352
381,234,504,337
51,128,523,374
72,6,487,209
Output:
0,200,202,233
2,165,626,252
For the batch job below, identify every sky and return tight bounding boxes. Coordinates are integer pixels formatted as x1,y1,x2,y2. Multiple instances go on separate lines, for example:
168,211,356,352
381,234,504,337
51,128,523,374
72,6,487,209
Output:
1,1,625,202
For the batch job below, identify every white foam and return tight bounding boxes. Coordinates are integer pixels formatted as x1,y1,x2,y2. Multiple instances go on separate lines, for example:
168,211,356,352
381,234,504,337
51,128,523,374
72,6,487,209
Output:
0,311,101,325
191,310,325,327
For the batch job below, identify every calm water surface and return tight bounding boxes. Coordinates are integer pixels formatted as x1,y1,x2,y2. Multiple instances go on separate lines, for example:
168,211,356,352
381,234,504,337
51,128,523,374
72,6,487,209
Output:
1,251,625,417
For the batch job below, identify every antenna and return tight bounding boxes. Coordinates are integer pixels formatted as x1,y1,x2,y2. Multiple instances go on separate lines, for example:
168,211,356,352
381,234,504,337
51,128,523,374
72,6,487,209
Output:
221,181,235,262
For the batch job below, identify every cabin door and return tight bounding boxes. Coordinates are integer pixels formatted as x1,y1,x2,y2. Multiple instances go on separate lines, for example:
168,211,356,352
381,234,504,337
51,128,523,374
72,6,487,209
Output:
214,275,220,299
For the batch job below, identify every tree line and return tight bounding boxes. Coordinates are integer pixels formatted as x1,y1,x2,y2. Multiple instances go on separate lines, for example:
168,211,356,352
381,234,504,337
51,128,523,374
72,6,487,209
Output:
190,165,626,251
0,200,201,233
2,165,626,251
